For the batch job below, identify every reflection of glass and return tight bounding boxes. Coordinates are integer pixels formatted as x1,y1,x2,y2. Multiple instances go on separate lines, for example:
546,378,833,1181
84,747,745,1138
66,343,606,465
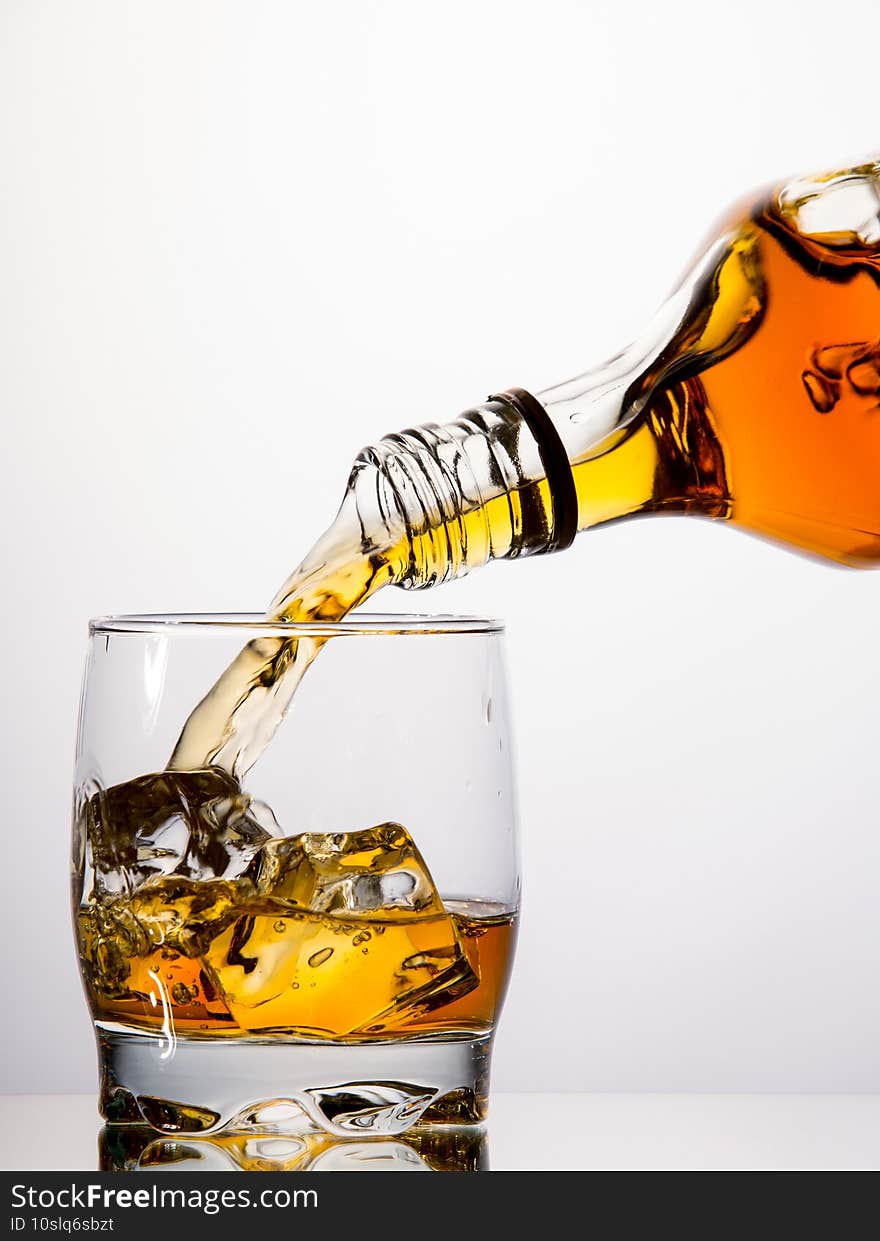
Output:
73,615,519,1140
99,1123,489,1172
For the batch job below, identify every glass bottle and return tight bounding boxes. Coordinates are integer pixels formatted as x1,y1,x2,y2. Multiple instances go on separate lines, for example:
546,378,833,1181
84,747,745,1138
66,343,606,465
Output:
334,156,880,594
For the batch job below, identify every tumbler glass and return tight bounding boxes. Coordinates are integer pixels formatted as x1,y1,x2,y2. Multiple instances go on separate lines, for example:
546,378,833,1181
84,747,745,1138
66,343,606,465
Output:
72,614,519,1145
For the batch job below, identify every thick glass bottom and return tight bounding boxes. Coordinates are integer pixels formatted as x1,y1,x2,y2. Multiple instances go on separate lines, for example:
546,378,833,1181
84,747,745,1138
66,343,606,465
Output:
97,1025,492,1138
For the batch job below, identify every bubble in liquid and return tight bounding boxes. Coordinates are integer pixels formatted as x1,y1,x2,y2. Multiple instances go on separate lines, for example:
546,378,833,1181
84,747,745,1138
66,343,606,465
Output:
308,947,334,968
171,982,194,1006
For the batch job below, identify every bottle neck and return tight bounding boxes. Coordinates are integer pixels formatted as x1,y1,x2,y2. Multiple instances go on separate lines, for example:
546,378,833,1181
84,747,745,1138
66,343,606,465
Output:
356,395,566,589
359,229,764,588
363,375,728,592
357,374,663,590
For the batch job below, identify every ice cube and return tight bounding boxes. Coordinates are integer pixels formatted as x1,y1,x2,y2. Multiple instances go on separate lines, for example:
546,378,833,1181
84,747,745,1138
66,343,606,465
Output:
86,769,273,896
253,822,447,917
202,822,477,1037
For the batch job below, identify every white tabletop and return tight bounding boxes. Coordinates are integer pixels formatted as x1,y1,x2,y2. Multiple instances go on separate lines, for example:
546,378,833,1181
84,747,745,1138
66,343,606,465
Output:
1,1093,879,1171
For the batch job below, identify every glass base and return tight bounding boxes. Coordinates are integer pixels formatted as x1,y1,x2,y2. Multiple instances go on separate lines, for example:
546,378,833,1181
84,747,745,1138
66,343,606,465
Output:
97,1025,492,1138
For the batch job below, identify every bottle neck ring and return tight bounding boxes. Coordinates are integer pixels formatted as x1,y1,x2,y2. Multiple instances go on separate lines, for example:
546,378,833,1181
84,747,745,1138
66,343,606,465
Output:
489,387,578,552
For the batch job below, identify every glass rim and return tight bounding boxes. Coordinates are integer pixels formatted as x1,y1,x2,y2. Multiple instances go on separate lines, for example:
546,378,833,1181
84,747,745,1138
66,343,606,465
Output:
89,611,505,638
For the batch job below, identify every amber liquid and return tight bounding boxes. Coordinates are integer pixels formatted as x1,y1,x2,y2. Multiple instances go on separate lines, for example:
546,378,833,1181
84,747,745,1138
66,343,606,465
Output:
77,771,516,1046
80,892,515,1042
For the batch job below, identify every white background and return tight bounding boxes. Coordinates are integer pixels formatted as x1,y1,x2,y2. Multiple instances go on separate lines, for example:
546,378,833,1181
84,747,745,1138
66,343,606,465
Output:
2,0,880,1095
